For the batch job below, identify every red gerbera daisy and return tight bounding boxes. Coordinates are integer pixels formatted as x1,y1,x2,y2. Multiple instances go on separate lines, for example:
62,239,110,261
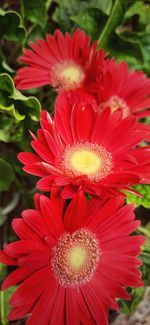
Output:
18,101,150,198
98,58,150,119
14,29,106,92
0,191,144,324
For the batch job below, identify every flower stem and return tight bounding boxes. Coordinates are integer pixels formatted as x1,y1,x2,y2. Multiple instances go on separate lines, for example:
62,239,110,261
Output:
0,265,7,325
98,0,129,48
20,0,25,25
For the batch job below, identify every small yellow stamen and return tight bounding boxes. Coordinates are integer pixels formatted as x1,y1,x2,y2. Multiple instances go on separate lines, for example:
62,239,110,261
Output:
68,246,87,270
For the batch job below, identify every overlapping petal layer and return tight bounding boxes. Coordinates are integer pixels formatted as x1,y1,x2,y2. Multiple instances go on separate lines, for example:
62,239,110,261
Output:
0,191,144,324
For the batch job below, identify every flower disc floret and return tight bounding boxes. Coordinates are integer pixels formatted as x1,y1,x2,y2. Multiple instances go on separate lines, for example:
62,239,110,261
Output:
98,58,150,119
51,228,100,287
100,96,130,118
51,60,85,90
60,142,113,182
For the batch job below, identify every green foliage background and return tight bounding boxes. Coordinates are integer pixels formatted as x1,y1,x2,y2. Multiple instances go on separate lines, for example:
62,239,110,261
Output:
0,0,150,324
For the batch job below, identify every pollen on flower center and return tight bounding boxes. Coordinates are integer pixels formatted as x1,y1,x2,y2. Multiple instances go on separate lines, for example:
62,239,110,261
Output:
51,60,85,90
100,96,130,118
51,229,100,287
60,142,112,182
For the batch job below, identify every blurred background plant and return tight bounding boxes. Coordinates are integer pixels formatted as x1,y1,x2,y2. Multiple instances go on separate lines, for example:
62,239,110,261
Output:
0,0,150,324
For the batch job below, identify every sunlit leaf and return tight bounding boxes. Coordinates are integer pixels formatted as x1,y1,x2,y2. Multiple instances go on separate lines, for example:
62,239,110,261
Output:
126,184,150,208
124,1,150,25
0,73,41,122
119,286,145,315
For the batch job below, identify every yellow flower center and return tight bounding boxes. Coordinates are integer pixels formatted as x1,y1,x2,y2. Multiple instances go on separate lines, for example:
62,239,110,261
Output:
51,60,85,90
60,142,112,182
70,149,101,175
60,66,81,83
51,229,100,287
100,96,130,118
68,246,87,270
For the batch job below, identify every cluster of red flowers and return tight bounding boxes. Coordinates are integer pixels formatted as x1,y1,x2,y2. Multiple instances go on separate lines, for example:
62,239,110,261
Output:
1,29,150,325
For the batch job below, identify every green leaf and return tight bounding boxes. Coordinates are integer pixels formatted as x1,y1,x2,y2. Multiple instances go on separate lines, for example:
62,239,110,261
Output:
130,287,145,313
141,252,150,266
95,0,145,70
0,73,41,122
0,49,14,74
0,114,23,143
53,0,112,33
87,0,112,15
0,9,26,43
111,1,150,72
0,72,14,93
0,212,6,227
53,6,73,32
116,29,150,73
0,159,14,192
71,11,96,35
0,192,20,226
140,254,150,285
141,263,150,286
22,0,47,28
55,0,112,15
71,7,108,39
119,287,145,315
53,0,88,32
27,25,46,43
119,300,131,315
138,226,150,286
126,184,150,208
141,246,150,286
